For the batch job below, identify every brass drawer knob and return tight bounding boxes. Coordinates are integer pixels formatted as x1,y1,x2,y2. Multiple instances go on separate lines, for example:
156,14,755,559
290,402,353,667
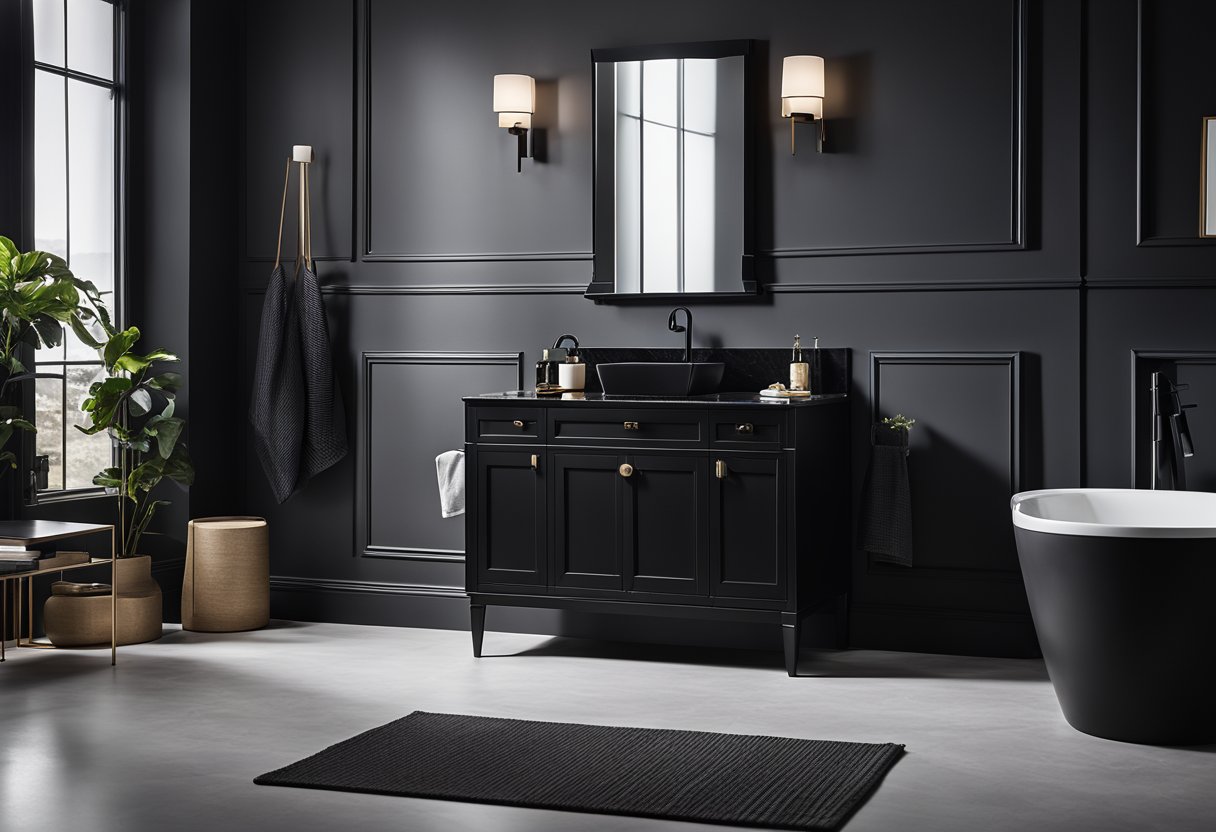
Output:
736,423,754,434
619,463,634,478
623,421,640,431
513,419,526,428
531,454,538,470
715,459,727,479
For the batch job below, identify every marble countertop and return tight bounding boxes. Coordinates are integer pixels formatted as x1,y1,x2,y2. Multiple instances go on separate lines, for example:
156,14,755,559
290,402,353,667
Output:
463,390,848,407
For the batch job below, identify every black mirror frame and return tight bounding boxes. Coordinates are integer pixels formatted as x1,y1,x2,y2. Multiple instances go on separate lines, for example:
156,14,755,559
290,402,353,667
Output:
585,39,758,303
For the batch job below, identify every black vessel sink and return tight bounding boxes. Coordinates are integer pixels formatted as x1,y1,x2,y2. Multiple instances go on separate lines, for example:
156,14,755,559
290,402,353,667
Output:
596,362,725,397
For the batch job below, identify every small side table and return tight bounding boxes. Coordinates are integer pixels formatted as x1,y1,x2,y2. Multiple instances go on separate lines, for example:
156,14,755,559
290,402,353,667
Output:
0,521,117,665
183,517,269,632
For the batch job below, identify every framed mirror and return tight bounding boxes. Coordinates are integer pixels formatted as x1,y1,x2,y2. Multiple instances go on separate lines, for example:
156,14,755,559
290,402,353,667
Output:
586,40,756,301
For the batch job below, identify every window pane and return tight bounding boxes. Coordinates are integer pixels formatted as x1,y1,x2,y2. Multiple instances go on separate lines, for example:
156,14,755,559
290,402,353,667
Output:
67,79,114,297
34,71,68,259
66,0,113,80
36,377,65,492
65,365,110,490
641,120,678,293
33,0,65,66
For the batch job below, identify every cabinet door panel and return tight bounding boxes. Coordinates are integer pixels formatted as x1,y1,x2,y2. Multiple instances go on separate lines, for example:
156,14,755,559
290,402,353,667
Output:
624,453,707,597
552,452,623,591
475,450,545,586
710,453,787,600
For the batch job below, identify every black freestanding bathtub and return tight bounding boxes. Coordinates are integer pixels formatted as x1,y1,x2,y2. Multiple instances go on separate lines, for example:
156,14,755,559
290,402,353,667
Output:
1012,488,1216,745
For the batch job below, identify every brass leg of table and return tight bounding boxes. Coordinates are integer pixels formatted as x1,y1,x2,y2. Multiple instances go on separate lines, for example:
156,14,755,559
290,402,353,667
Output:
111,527,117,666
15,575,21,649
27,575,32,648
2,579,7,662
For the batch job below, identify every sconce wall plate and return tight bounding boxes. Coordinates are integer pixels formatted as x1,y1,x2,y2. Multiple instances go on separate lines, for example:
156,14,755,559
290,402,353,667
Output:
781,55,825,155
493,73,536,173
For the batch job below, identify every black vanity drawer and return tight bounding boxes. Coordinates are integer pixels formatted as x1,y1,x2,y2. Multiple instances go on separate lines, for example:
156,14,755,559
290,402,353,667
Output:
549,408,707,448
710,412,788,450
470,408,544,443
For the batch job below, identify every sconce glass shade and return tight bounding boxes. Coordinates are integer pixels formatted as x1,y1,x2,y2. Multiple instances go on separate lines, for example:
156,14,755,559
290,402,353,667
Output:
494,74,535,128
781,55,824,117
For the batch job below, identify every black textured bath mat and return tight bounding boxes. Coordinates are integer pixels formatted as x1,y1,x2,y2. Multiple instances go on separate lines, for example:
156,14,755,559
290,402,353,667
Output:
254,711,904,830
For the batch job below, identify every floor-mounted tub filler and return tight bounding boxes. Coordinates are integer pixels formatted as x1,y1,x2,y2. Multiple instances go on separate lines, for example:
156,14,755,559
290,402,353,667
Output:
1011,488,1216,745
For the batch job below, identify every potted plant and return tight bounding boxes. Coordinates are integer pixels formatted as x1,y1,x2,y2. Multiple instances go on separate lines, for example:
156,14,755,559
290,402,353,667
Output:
0,235,112,478
49,326,196,646
78,325,194,553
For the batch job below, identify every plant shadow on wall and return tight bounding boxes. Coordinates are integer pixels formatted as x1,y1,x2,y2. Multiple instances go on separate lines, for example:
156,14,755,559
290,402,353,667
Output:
0,236,112,480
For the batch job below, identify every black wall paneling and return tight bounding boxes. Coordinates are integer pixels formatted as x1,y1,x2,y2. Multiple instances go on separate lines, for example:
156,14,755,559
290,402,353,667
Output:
243,0,355,263
206,0,1208,659
765,0,1027,259
1088,0,1216,282
1129,351,1216,491
857,351,1035,656
354,351,525,561
360,0,593,266
1134,0,1216,248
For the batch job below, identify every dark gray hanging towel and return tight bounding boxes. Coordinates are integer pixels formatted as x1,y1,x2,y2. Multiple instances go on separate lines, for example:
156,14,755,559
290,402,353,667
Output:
296,263,347,480
858,425,914,566
249,157,347,503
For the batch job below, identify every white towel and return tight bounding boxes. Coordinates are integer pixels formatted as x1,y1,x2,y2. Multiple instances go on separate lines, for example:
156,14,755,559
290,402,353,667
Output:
435,450,465,518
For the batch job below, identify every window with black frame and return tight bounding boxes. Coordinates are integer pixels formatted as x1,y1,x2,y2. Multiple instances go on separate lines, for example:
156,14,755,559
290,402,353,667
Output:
29,0,121,496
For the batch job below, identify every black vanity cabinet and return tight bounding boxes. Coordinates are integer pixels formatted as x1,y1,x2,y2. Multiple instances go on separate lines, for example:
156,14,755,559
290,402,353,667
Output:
464,393,849,675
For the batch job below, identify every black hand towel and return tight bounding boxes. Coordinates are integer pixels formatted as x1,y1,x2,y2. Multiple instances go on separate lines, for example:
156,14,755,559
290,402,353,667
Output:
858,426,914,567
249,264,306,504
295,264,348,482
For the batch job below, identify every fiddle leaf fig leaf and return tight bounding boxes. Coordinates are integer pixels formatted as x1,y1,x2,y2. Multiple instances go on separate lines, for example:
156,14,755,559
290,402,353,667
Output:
127,387,152,416
147,372,183,392
103,326,140,369
152,416,184,459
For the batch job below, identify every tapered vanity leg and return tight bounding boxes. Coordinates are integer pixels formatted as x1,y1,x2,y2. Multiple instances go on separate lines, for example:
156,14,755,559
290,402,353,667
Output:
782,612,801,677
470,603,486,658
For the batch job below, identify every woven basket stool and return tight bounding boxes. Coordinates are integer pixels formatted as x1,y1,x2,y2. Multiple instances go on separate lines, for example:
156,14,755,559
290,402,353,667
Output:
44,555,163,646
183,517,269,632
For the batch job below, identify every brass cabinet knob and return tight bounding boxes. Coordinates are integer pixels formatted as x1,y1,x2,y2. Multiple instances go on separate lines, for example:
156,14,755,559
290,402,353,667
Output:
736,423,754,434
619,463,634,478
623,421,640,431
531,454,538,470
715,459,727,479
513,419,526,428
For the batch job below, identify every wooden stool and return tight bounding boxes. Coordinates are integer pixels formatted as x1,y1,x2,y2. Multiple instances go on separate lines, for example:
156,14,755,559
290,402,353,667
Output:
182,517,269,632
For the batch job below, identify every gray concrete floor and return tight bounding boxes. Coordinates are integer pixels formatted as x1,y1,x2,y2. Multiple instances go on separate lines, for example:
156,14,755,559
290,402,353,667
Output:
1,621,1213,832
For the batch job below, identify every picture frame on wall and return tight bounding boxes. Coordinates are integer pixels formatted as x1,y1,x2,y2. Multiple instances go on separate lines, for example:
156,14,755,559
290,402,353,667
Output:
1203,116,1216,238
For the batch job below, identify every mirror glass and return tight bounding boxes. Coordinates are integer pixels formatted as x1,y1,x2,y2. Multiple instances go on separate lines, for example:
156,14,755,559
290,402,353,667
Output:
1204,116,1216,238
589,42,754,298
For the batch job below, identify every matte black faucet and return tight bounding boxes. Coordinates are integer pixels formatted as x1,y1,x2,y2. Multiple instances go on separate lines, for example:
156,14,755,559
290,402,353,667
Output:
668,307,692,362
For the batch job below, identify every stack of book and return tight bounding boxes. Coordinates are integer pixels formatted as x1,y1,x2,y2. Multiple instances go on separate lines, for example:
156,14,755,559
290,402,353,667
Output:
0,547,90,574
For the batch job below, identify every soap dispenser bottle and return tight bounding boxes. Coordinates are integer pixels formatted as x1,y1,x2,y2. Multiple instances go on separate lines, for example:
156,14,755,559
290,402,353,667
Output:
790,335,809,391
535,349,558,391
552,334,585,391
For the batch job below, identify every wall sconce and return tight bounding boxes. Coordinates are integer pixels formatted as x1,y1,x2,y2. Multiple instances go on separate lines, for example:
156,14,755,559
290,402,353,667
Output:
781,55,825,155
493,74,535,173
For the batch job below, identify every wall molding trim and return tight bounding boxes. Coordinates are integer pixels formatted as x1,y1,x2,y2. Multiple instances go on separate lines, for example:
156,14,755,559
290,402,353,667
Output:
868,351,1024,583
769,279,1077,293
763,0,1027,258
361,251,593,264
1128,349,1216,486
242,283,588,296
354,351,526,562
870,350,1022,492
1134,0,1216,249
